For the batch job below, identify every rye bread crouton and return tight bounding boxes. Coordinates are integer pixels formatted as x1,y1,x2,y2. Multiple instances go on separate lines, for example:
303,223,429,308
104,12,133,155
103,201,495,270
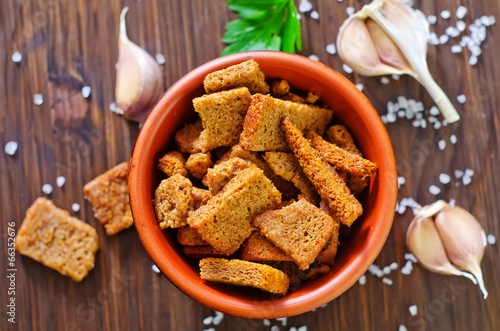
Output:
194,87,252,152
83,162,134,235
199,258,289,295
15,198,99,282
270,80,290,97
281,117,363,226
317,201,341,266
154,174,193,229
158,151,188,177
202,157,254,195
264,152,319,204
203,59,270,94
240,232,292,262
188,167,281,255
253,199,334,270
186,152,213,179
192,187,211,209
240,94,333,151
177,225,207,246
327,124,363,156
175,120,203,154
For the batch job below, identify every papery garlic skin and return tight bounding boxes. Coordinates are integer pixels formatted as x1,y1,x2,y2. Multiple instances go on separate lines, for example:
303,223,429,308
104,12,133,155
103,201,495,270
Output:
115,7,163,123
435,205,488,299
336,0,460,123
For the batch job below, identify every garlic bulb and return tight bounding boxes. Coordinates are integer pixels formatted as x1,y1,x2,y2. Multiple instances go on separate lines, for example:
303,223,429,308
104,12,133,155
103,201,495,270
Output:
408,200,488,299
115,7,163,123
337,0,460,123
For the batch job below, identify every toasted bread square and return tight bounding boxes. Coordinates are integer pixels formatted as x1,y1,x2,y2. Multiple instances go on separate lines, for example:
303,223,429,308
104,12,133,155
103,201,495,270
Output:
240,94,333,151
186,152,213,179
158,151,188,177
83,162,134,235
199,258,289,295
192,187,211,210
154,174,193,229
177,225,207,246
317,201,341,266
270,80,290,97
327,124,363,156
188,167,281,255
194,87,252,152
203,59,270,94
202,157,254,195
175,120,203,154
253,199,334,270
282,117,363,226
15,198,99,281
240,232,292,262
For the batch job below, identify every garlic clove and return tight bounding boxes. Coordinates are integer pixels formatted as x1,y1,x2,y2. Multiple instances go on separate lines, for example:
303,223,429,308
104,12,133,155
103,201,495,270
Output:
115,7,163,123
435,205,488,299
406,216,477,284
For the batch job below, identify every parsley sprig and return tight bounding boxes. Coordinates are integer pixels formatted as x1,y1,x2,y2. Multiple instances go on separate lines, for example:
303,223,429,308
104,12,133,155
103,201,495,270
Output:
221,0,302,56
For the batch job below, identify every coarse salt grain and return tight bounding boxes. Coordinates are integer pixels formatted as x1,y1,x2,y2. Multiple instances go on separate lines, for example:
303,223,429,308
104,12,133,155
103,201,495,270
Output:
405,253,417,263
390,262,398,270
469,56,478,66
358,275,367,285
326,43,336,55
12,51,22,63
399,325,408,331
449,199,456,207
381,77,390,84
155,54,166,65
462,175,472,185
355,83,364,91
151,264,160,273
56,176,66,187
71,203,80,212
308,54,319,61
382,277,393,285
451,45,462,53
337,0,344,2
343,64,353,74
429,106,440,116
271,326,279,331
441,10,451,19
346,7,355,16
392,74,400,80
428,32,439,45
203,316,213,325
446,27,460,38
299,0,313,13
213,311,224,326
429,185,441,195
202,328,215,331
263,319,271,326
81,86,91,98
487,234,496,245
439,34,449,44
34,94,44,105
298,326,308,331
433,121,442,130
464,168,474,177
110,102,123,114
310,10,319,20
397,204,407,215
439,173,451,184
42,184,53,195
398,176,406,188
427,15,437,24
456,6,467,19
290,328,297,331
4,141,18,156
457,94,467,103
401,261,413,275
409,305,418,316
277,317,288,326
383,266,391,274
438,140,446,150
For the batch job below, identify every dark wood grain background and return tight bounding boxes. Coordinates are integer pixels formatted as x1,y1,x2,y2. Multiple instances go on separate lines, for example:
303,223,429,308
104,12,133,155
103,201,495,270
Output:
1,0,499,330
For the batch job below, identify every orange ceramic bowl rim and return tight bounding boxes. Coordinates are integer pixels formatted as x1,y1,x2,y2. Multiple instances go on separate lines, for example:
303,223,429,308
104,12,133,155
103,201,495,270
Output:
129,51,397,319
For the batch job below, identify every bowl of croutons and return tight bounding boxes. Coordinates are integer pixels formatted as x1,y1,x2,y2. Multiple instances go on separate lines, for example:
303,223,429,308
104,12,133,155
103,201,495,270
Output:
129,51,397,318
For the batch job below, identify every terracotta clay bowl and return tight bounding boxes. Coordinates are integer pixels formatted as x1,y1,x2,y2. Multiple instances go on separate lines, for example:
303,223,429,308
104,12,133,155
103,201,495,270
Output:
129,51,397,318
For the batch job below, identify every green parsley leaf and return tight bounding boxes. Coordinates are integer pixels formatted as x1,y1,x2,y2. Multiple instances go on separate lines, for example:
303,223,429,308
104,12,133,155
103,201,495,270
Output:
221,0,302,56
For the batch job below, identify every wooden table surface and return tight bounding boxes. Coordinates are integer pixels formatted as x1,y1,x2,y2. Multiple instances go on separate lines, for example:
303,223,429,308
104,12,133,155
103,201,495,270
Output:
1,0,499,330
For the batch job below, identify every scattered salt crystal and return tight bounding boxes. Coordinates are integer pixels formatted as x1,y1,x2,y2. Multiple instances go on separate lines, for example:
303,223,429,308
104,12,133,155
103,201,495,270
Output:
271,326,280,331
355,83,364,91
299,0,313,13
152,264,160,273
420,119,427,128
397,204,407,215
390,262,398,270
429,106,440,116
454,170,464,179
429,185,441,195
381,77,390,85
4,141,18,156
308,54,319,61
321,303,328,308
383,266,391,274
428,116,437,123
203,316,213,325
427,15,437,25
202,328,215,331
263,319,271,326
428,32,439,45
213,311,224,325
34,94,44,105
405,253,417,263
401,260,413,275
368,264,383,278
446,27,460,38
12,51,22,63
310,10,319,20
81,86,91,98
438,140,446,150
433,121,442,130
381,115,388,124
72,203,80,212
326,43,337,55
343,64,353,74
464,168,474,177
298,326,307,331
387,101,396,113
399,325,408,331
337,0,344,2
42,184,53,195
441,10,451,19
409,305,418,316
439,173,451,184
412,120,420,127
449,199,456,207
451,45,462,53
392,74,400,80
456,21,466,32
277,317,288,326
457,94,467,104
462,175,472,185
155,54,166,65
346,7,355,16
398,176,406,188
398,110,405,118
382,277,393,285
397,96,408,108
456,6,467,19
487,234,496,245
469,56,478,66
439,34,449,44
358,275,367,285
110,102,123,114
290,327,297,331
56,176,66,187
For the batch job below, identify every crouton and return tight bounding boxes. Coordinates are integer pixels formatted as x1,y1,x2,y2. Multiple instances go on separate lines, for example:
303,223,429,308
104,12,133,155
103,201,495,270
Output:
240,232,292,262
154,174,193,229
264,152,319,204
274,261,331,290
240,94,333,151
175,120,203,154
199,258,289,295
192,187,211,209
306,92,320,104
253,199,334,270
158,151,188,177
15,198,99,282
83,162,134,235
317,201,341,266
184,246,227,259
270,80,290,97
327,124,362,156
202,157,254,195
177,225,207,246
188,167,281,255
203,59,270,94
306,131,378,177
186,152,212,179
281,117,362,226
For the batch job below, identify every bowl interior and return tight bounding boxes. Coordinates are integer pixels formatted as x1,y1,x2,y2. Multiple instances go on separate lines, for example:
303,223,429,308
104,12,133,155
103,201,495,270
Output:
129,51,397,318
